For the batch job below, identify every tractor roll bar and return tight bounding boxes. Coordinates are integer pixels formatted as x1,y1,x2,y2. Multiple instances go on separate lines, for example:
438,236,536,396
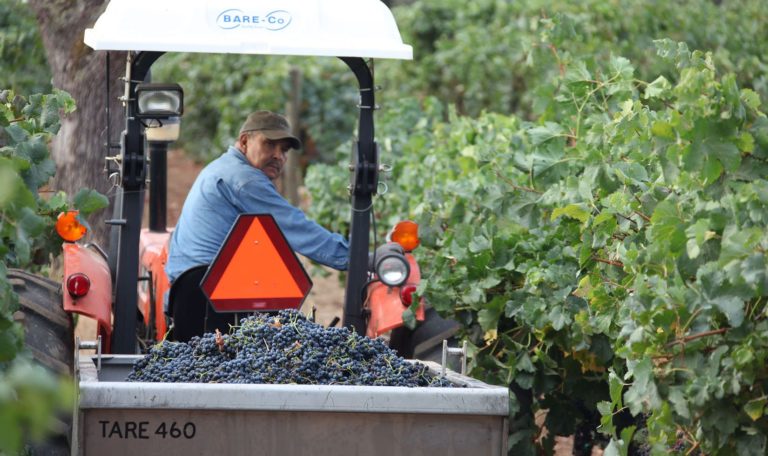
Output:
339,57,377,335
112,51,162,354
111,53,378,352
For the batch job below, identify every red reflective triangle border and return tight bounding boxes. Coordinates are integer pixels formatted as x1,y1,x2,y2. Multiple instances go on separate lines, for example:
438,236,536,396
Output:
201,213,312,312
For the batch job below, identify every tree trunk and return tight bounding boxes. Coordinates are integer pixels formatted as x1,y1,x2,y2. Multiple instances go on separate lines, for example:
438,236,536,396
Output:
28,0,126,247
284,67,303,206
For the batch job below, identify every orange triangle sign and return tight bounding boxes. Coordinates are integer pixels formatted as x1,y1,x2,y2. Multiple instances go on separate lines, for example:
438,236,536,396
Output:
201,214,312,312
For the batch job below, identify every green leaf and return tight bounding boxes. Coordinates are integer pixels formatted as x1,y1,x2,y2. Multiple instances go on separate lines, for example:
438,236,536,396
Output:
0,161,24,207
668,386,690,419
624,359,661,415
650,199,685,253
736,435,768,456
741,89,761,111
468,235,491,253
644,76,671,99
609,371,624,406
602,439,621,456
73,188,109,215
593,211,614,227
4,124,29,144
737,132,755,153
619,426,636,456
517,353,535,373
549,305,570,331
702,156,723,184
695,137,742,174
651,120,675,139
401,307,417,330
17,206,45,239
712,295,745,327
614,162,649,184
720,225,761,264
478,297,504,332
741,254,766,288
609,55,634,80
551,204,590,224
0,328,21,362
527,122,565,146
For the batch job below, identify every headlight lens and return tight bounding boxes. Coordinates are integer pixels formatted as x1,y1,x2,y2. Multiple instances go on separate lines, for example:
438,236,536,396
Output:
376,255,410,287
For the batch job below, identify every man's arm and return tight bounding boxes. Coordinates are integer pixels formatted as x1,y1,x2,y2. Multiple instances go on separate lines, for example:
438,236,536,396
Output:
235,174,349,270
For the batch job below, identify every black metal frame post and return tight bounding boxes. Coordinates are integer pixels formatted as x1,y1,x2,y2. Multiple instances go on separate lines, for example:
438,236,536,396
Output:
112,51,164,353
339,57,377,335
148,141,168,232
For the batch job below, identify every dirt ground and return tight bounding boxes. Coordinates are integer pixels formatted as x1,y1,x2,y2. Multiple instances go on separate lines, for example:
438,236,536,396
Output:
74,148,599,455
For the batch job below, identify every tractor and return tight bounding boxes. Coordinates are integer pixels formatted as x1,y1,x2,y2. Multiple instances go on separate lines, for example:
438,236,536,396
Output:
9,2,511,454
11,0,458,375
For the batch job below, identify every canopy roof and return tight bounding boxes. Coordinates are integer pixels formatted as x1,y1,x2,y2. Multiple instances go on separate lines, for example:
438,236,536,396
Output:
84,0,412,59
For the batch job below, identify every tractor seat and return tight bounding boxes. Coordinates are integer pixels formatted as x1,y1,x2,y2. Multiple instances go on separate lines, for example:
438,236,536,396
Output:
167,264,239,342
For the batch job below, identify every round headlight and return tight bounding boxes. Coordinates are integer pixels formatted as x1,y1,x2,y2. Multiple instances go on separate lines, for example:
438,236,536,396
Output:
376,255,410,287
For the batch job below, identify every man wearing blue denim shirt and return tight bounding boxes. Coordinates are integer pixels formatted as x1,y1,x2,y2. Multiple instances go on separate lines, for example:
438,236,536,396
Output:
166,111,349,285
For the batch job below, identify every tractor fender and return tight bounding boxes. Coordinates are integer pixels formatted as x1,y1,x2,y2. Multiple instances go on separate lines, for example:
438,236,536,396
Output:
62,242,113,352
138,229,172,340
365,253,425,338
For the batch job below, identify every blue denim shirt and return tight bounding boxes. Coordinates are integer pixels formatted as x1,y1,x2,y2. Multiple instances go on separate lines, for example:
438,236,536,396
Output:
165,146,349,283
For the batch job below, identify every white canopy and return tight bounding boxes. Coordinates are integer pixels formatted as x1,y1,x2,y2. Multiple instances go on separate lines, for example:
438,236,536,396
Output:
84,0,413,60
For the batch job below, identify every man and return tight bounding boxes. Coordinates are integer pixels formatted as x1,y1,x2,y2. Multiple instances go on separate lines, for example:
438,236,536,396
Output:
166,110,349,289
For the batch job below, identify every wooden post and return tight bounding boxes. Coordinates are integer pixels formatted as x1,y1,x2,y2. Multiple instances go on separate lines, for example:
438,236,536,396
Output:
284,67,303,206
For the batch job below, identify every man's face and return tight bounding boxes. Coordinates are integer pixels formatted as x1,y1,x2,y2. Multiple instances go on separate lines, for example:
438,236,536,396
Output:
240,132,292,181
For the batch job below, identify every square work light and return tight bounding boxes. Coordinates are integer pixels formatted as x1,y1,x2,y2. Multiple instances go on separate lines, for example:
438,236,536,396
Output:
136,83,184,118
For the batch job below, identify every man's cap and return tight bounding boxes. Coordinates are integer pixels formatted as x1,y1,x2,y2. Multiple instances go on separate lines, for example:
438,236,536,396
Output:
239,111,302,150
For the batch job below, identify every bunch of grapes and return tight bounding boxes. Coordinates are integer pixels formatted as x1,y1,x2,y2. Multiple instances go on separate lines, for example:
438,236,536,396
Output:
127,309,454,387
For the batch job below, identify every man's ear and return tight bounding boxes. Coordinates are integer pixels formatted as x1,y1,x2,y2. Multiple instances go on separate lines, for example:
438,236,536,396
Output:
237,132,250,150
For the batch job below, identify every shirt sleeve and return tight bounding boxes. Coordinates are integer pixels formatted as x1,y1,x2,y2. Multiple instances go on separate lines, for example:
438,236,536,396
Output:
233,174,349,271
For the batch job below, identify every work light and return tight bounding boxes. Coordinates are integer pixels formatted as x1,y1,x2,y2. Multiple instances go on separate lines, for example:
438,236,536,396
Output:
136,83,184,118
136,83,184,141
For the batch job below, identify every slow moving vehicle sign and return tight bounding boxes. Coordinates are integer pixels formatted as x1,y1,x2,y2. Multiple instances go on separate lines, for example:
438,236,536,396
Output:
201,214,312,312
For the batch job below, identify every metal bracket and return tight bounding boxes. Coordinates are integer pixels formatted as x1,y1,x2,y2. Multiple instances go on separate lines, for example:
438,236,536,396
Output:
348,141,379,196
441,339,468,377
78,335,103,372
105,155,121,168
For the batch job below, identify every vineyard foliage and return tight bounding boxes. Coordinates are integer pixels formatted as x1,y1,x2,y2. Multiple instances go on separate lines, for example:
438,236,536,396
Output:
306,29,768,456
382,0,768,120
0,0,51,95
0,90,106,453
145,0,767,166
151,54,358,164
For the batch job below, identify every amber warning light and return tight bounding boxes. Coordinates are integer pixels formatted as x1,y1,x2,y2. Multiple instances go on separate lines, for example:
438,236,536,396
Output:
56,211,87,242
390,220,419,252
